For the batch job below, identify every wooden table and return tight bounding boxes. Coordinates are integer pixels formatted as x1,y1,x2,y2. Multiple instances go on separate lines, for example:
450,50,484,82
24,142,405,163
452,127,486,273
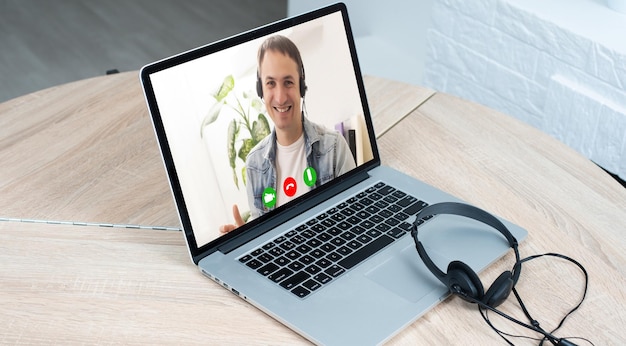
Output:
1,72,624,345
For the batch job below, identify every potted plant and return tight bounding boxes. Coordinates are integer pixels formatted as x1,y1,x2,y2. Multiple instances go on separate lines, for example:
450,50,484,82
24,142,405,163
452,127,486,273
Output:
200,75,271,191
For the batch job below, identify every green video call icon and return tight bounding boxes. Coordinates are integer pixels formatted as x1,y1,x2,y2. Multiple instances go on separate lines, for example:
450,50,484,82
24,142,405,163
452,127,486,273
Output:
303,167,317,187
262,187,277,208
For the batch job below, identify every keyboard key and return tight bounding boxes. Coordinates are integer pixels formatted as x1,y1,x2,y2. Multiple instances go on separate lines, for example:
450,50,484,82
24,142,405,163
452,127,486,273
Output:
337,221,351,231
374,200,389,209
387,204,402,213
326,252,342,262
346,216,361,225
325,265,346,277
280,272,310,290
360,197,374,206
346,240,362,250
360,220,375,229
300,255,315,265
314,272,332,284
257,263,279,276
378,209,393,218
310,224,325,233
269,268,294,283
245,259,262,270
351,202,365,211
392,190,407,199
395,212,410,221
327,227,342,236
341,208,356,217
291,235,306,244
340,231,356,241
351,225,366,235
387,228,405,239
369,192,383,200
384,218,400,227
288,261,305,271
365,205,380,214
305,264,322,275
274,256,290,266
280,241,295,251
257,253,273,263
306,238,322,248
375,223,391,233
291,286,311,298
268,247,285,257
366,229,382,238
285,250,300,260
369,214,384,224
310,249,325,259
397,196,417,208
303,279,322,291
404,200,429,215
321,219,335,228
301,229,316,238
320,243,336,253
316,258,332,268
377,184,395,195
338,235,394,270
239,255,252,263
330,237,346,246
337,246,352,256
296,244,312,254
355,211,371,219
317,232,332,242
383,195,398,203
357,234,373,244
398,222,412,231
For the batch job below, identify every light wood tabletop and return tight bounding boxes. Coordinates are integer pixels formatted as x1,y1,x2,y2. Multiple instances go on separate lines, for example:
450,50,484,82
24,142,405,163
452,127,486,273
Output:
1,72,624,345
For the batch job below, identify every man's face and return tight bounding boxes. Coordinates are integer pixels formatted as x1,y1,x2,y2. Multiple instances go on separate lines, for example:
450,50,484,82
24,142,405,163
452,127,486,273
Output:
259,50,303,141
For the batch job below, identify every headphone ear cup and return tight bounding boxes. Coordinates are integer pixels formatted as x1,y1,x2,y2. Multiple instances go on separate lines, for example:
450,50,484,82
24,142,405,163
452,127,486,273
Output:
299,77,307,97
483,271,514,307
256,78,263,99
447,261,484,300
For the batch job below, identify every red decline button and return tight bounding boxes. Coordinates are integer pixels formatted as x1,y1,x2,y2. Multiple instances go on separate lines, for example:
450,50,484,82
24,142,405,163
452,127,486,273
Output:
283,177,297,197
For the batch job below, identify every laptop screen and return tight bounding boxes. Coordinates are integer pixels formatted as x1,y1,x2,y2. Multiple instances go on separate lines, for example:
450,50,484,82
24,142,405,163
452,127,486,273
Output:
141,4,378,260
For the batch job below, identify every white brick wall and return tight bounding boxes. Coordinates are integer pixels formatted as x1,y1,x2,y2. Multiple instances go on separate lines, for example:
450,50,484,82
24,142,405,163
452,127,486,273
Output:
423,0,626,180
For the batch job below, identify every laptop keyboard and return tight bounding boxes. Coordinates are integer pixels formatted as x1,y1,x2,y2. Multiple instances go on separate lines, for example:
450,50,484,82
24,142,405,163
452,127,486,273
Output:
238,182,432,298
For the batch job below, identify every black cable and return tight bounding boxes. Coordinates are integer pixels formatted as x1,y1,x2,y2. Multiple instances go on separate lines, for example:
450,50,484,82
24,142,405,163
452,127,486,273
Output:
460,252,593,345
518,253,590,345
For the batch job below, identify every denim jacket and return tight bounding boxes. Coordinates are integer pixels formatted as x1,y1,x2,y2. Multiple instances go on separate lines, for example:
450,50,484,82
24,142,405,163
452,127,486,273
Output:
245,116,356,219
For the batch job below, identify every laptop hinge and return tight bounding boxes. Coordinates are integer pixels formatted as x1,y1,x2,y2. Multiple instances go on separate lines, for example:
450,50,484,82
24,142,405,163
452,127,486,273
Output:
217,170,371,254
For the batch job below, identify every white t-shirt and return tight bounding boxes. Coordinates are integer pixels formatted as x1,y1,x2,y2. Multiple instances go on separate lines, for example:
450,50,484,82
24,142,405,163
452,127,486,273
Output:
275,133,311,207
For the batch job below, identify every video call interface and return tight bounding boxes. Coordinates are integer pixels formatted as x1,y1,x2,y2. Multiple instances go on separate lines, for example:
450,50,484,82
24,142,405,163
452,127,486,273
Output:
148,11,373,247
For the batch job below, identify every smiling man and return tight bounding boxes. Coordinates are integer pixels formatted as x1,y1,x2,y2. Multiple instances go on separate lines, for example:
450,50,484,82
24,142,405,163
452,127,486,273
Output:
219,35,356,233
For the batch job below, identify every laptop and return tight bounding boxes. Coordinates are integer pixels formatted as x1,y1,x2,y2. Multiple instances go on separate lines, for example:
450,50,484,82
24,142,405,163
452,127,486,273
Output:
140,3,527,345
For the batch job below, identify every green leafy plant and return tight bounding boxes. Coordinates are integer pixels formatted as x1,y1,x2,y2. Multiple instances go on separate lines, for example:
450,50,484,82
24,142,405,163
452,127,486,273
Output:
201,75,271,189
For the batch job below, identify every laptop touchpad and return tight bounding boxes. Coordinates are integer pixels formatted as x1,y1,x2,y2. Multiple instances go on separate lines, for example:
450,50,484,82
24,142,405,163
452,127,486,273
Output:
365,244,445,303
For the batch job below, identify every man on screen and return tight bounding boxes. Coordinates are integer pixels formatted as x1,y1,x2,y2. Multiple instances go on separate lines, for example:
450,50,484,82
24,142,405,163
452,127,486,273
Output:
220,35,355,233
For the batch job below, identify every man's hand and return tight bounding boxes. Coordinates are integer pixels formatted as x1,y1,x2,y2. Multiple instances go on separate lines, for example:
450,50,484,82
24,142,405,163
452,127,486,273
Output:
219,204,245,234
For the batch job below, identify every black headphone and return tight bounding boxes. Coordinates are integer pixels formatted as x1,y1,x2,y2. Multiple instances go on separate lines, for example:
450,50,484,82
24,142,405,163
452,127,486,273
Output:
256,66,307,99
411,202,521,308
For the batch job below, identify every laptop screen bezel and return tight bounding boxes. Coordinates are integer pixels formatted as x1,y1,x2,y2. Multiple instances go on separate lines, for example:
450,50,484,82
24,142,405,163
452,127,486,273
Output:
140,2,380,264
